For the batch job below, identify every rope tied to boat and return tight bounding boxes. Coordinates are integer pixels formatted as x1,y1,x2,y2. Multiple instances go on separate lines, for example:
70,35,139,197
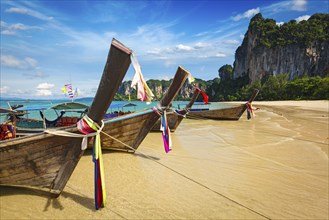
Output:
174,108,188,117
77,115,106,210
152,105,164,116
160,109,172,153
44,115,106,210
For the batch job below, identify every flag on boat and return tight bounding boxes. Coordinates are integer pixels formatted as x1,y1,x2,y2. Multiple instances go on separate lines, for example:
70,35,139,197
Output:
196,87,209,104
187,72,195,84
74,88,79,97
131,52,154,104
62,84,78,100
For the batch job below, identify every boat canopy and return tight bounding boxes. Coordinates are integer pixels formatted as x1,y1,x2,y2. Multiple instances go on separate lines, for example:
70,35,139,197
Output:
15,105,51,111
109,102,137,108
12,102,89,111
0,108,17,114
50,102,89,110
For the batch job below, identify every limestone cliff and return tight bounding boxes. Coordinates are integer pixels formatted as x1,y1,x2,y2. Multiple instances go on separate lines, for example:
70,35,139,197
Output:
233,13,329,83
118,79,208,101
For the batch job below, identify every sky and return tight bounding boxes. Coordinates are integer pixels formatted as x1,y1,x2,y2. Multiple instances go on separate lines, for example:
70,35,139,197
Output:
1,0,328,99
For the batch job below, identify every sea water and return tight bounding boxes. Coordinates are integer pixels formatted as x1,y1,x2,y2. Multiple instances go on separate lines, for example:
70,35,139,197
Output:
0,99,237,123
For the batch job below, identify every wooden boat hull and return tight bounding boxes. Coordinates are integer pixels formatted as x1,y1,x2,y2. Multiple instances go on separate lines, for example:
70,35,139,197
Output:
186,89,259,120
186,104,247,120
151,88,200,132
0,38,132,195
97,66,190,152
151,111,184,132
99,109,159,151
0,127,83,195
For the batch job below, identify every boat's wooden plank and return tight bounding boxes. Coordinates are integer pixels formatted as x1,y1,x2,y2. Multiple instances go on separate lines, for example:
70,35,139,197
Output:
0,38,132,195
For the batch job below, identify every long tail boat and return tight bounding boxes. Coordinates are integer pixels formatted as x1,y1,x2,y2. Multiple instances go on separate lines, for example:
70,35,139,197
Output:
97,66,189,152
151,88,200,132
186,89,259,120
0,38,132,196
3,102,90,136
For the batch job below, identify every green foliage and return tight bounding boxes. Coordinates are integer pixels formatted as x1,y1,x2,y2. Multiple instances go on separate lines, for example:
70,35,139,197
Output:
206,71,328,101
218,64,233,80
285,76,329,100
250,13,329,48
116,73,328,102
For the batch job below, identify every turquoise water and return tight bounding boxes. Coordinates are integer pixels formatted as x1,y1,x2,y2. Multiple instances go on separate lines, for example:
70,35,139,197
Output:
0,99,237,123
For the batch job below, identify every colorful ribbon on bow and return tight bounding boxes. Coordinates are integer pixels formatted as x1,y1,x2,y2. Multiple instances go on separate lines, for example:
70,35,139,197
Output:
246,102,254,120
160,110,172,153
195,88,209,104
131,52,154,104
77,115,106,210
153,107,172,153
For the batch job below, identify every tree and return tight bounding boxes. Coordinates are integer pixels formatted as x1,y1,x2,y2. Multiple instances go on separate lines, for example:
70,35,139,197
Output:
218,64,233,81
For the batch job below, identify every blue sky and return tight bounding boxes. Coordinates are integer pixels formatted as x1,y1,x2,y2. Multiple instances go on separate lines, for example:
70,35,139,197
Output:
1,0,328,99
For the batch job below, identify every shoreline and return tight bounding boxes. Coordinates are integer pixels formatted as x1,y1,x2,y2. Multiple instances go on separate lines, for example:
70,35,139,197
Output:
224,100,329,112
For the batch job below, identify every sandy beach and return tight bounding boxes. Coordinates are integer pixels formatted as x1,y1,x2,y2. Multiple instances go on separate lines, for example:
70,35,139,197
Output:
0,100,328,219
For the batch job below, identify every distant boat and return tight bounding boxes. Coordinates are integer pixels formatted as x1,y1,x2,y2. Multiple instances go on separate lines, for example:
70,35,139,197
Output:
0,38,132,196
185,89,259,120
5,102,89,136
151,88,200,132
95,66,189,152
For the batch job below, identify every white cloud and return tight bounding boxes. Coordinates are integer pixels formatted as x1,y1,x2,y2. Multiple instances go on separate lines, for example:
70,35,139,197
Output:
35,83,54,96
1,30,16,35
0,20,42,35
262,0,307,15
36,82,54,90
198,52,227,59
276,22,284,26
11,23,29,30
175,44,194,52
232,7,260,21
194,42,209,49
1,55,21,67
24,57,38,67
295,15,310,23
222,40,240,45
36,89,52,96
6,7,54,21
1,55,38,69
25,71,48,79
6,7,29,14
215,53,227,58
0,86,9,94
291,0,307,11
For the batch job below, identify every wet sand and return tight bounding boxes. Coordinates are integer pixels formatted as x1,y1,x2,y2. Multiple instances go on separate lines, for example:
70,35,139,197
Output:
1,101,328,219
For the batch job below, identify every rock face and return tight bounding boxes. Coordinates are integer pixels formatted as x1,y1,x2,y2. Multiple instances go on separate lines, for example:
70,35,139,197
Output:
233,13,329,84
118,79,207,100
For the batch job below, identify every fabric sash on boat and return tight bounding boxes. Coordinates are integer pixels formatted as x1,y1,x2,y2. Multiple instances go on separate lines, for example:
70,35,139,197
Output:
153,107,172,153
195,87,209,104
77,115,106,210
131,52,154,104
246,102,254,120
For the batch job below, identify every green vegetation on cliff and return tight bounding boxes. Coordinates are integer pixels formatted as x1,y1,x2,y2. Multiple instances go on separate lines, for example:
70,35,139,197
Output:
117,13,328,102
250,13,329,48
208,74,329,101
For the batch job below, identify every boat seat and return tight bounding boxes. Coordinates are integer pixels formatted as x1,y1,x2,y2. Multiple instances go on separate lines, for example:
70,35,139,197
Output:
0,123,15,140
56,117,79,127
